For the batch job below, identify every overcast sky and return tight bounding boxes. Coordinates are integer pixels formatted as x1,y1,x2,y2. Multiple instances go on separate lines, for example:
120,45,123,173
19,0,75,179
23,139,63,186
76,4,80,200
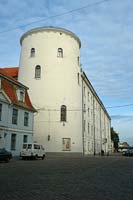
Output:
0,0,133,145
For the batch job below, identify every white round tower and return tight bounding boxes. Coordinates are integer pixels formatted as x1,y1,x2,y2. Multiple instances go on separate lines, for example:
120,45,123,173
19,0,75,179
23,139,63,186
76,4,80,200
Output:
18,26,83,153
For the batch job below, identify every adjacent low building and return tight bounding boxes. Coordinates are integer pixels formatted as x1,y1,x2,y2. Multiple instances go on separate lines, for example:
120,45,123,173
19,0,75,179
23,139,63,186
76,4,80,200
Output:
0,68,36,156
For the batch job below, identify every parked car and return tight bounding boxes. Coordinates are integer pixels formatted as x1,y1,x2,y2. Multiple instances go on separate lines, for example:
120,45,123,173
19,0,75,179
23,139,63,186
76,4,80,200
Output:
20,143,45,160
0,148,12,162
122,149,133,156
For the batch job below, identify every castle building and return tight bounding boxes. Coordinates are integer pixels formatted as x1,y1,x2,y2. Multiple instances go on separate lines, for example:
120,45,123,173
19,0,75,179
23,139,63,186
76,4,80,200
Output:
18,26,111,155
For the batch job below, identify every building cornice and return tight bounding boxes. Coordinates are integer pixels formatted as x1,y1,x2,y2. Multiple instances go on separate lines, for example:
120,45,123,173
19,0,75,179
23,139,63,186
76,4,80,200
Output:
20,26,81,48
81,71,111,120
0,126,33,133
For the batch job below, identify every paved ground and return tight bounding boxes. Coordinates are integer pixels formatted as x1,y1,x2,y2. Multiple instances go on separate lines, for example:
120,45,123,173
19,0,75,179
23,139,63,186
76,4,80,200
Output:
0,155,133,200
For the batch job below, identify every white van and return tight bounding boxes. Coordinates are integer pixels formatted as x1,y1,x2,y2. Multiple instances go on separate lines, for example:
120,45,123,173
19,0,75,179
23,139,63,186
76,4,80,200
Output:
20,143,45,160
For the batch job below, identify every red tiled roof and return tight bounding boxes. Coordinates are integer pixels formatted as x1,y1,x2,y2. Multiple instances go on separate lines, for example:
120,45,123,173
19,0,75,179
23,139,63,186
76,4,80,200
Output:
2,67,19,79
0,68,27,89
0,68,36,112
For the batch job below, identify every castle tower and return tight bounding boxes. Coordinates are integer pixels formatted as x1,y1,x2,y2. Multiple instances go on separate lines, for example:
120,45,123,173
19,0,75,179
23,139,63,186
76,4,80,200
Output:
18,27,83,153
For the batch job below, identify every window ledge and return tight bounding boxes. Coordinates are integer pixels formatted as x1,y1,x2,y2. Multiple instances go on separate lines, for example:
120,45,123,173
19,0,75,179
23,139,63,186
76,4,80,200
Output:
34,78,41,80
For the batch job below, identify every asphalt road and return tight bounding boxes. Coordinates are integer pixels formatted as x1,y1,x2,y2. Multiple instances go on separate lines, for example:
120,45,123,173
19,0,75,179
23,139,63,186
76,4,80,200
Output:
0,155,133,200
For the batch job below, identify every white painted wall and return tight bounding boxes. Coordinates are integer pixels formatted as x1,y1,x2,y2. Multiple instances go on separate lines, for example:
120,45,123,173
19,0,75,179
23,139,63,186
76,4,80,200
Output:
0,94,34,156
18,27,83,153
18,27,111,154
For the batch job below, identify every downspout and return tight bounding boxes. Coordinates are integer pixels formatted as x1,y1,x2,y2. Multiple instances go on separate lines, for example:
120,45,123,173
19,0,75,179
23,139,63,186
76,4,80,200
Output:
81,74,85,156
100,107,102,153
93,96,96,155
104,113,106,153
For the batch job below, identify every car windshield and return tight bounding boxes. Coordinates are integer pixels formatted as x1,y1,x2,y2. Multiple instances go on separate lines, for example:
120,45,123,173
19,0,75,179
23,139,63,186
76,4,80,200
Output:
28,144,32,149
34,144,40,149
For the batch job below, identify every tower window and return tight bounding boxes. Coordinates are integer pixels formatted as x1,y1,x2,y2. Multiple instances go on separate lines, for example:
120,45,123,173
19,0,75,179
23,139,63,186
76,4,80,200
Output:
31,48,35,57
57,48,63,57
77,73,80,85
77,56,80,65
35,65,41,79
60,105,67,122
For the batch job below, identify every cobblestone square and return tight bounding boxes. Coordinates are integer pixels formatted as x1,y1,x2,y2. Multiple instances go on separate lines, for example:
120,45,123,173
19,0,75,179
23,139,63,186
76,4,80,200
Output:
0,155,133,200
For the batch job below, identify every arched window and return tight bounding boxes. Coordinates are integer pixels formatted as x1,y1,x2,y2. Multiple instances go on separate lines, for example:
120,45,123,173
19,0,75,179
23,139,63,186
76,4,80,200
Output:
60,105,67,122
57,48,63,57
35,65,41,79
31,48,35,57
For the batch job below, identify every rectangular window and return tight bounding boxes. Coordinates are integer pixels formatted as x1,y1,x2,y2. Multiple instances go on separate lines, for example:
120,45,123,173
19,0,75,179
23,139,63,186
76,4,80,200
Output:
88,123,89,134
91,96,93,105
88,108,89,117
84,104,86,112
24,112,29,126
88,142,90,151
88,92,89,102
77,73,80,85
84,120,86,132
84,86,86,96
11,134,16,150
0,104,2,121
23,135,28,143
12,108,18,125
77,56,80,65
91,125,93,136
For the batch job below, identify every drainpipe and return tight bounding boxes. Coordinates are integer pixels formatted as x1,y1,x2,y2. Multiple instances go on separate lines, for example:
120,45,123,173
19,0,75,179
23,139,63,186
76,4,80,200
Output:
93,96,96,155
100,108,102,153
81,75,85,156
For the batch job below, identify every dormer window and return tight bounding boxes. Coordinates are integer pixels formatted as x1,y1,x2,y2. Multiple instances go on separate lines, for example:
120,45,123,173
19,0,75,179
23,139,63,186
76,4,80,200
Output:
17,89,25,102
31,48,35,57
57,48,63,57
20,91,24,102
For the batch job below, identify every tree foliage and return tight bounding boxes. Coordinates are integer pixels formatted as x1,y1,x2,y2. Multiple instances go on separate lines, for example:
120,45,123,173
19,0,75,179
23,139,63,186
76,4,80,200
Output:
111,127,119,151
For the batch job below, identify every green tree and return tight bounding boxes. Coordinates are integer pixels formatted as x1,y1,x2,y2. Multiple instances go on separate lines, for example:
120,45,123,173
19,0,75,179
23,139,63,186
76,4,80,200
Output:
111,127,119,151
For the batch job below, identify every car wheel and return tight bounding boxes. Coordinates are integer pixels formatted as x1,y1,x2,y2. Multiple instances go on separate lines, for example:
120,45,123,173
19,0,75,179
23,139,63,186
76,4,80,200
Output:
5,157,10,163
42,155,45,160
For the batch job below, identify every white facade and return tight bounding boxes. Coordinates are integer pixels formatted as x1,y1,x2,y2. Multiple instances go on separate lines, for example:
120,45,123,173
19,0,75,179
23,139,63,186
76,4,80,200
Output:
18,26,111,155
0,76,35,156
